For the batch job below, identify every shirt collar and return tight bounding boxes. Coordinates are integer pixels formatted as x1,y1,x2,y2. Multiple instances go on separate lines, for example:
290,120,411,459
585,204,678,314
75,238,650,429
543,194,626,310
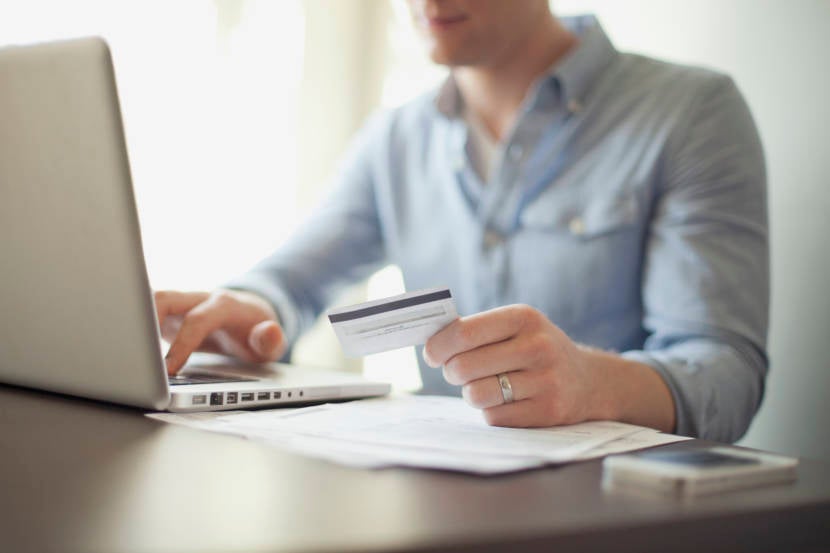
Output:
433,14,618,118
552,15,618,109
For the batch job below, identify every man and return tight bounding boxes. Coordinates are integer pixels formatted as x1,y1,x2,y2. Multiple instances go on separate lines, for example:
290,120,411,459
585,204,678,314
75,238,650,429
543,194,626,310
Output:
156,0,768,442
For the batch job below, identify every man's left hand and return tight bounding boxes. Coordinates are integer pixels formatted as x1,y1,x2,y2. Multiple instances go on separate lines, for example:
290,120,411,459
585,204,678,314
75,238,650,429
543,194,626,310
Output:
423,304,610,427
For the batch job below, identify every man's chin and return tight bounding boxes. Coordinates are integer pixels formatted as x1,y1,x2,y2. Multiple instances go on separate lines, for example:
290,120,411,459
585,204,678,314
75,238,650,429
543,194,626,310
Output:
427,46,480,68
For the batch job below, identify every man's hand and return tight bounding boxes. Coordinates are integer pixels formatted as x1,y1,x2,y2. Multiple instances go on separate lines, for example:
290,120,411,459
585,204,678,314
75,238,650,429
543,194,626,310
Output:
154,289,286,375
423,304,676,431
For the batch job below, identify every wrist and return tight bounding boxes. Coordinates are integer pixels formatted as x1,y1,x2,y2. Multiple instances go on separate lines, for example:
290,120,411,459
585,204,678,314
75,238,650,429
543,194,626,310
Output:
577,345,622,422
576,344,676,432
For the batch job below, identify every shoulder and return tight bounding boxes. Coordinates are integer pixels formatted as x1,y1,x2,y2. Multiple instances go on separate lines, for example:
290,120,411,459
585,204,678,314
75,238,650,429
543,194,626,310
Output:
613,56,764,191
621,54,756,137
363,86,447,141
587,53,753,161
615,52,737,98
338,86,445,181
603,53,745,126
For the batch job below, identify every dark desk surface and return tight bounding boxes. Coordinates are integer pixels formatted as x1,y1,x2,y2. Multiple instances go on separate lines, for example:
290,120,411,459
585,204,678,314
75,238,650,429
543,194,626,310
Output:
1,385,829,553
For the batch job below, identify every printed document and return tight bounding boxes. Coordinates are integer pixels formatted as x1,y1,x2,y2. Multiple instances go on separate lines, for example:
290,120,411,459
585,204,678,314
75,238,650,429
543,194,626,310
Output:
148,395,689,474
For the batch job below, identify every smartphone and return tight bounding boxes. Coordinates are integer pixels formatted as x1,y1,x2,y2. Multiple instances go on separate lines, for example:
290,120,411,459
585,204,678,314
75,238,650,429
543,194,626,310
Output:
602,446,798,496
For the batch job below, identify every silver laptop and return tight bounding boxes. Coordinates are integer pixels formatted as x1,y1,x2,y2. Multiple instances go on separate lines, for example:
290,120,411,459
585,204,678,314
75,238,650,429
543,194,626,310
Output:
0,37,390,411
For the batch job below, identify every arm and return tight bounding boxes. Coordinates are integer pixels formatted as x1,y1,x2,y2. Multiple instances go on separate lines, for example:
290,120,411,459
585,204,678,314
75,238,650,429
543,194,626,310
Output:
621,74,769,441
159,113,391,372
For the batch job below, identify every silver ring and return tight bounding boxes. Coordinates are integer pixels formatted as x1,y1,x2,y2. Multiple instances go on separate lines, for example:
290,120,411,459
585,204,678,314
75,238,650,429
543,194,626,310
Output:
497,373,514,404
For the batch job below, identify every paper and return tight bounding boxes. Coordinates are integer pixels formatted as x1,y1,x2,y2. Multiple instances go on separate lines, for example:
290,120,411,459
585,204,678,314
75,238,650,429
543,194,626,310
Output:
327,287,457,356
207,396,642,460
148,395,690,474
265,434,549,473
571,429,692,461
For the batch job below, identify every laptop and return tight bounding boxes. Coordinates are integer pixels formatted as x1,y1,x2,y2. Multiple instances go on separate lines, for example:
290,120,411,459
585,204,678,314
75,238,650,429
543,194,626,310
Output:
0,37,390,411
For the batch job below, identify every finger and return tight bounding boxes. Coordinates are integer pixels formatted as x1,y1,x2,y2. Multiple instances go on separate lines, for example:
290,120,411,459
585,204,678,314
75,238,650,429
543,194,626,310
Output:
442,333,544,385
164,302,225,375
461,370,536,409
153,290,210,328
205,329,260,363
248,320,285,361
481,398,547,428
423,304,537,367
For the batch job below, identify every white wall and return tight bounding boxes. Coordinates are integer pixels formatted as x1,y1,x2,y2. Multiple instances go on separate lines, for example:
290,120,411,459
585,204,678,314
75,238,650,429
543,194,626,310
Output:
556,0,830,459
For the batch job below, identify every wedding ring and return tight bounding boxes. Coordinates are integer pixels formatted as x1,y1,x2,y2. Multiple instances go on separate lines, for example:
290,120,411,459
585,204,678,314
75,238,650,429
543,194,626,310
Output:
497,373,514,404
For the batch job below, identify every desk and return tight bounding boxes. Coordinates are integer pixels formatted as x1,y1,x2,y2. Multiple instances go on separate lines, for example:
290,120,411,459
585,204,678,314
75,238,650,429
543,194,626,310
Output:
1,385,828,553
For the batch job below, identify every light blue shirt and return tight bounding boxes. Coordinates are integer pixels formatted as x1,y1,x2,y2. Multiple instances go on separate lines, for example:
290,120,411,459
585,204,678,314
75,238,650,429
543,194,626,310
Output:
228,16,768,442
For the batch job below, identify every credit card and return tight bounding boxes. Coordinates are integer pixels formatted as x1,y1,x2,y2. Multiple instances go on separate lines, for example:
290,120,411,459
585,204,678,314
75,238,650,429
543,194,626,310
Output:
328,287,458,357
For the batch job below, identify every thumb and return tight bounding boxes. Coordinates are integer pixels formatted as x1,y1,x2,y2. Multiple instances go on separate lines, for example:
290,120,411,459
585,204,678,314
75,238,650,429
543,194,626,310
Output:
248,320,284,361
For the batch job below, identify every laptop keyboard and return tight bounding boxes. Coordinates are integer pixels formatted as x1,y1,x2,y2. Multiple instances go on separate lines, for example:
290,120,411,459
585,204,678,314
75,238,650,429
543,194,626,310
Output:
168,374,256,386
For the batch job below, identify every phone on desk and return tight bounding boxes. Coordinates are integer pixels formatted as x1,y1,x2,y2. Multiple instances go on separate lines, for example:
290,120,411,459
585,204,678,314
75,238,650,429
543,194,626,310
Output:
602,446,798,497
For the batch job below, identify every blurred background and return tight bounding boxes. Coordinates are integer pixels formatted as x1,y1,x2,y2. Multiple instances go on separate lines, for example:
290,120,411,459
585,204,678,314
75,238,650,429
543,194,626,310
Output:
1,0,827,459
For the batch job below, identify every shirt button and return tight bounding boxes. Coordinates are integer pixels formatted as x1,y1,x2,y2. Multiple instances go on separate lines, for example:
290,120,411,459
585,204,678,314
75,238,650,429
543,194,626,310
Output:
483,230,504,249
567,99,583,114
453,157,466,172
568,216,585,236
507,144,524,161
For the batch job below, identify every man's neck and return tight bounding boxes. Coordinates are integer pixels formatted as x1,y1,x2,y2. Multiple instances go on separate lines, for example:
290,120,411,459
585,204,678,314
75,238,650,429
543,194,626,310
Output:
455,15,577,142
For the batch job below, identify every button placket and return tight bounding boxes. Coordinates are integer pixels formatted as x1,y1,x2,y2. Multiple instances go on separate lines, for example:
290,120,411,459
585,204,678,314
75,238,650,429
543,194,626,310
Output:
483,229,504,250
507,143,524,162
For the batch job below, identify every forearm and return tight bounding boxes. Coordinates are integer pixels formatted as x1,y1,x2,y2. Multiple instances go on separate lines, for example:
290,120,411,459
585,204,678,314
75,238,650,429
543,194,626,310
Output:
582,346,676,433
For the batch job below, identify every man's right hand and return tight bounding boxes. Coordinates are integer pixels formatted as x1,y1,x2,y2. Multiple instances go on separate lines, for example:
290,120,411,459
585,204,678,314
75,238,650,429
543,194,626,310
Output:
154,289,286,375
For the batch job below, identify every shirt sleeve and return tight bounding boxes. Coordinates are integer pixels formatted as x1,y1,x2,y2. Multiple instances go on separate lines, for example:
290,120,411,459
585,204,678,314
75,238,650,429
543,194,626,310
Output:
224,112,390,351
622,74,769,442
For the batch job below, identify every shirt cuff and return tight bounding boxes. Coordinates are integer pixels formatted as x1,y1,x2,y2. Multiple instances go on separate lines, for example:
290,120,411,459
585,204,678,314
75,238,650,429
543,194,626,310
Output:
620,349,695,437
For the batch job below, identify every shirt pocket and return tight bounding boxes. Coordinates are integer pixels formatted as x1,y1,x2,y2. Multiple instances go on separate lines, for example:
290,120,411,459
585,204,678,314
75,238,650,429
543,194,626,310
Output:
520,189,641,238
515,190,644,329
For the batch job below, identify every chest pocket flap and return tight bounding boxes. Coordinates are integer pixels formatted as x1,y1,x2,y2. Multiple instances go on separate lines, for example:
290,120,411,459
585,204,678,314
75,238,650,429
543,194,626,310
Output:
520,188,641,239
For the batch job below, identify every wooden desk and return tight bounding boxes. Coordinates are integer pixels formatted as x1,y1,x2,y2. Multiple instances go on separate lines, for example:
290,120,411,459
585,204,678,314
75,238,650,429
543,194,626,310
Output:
1,385,828,553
